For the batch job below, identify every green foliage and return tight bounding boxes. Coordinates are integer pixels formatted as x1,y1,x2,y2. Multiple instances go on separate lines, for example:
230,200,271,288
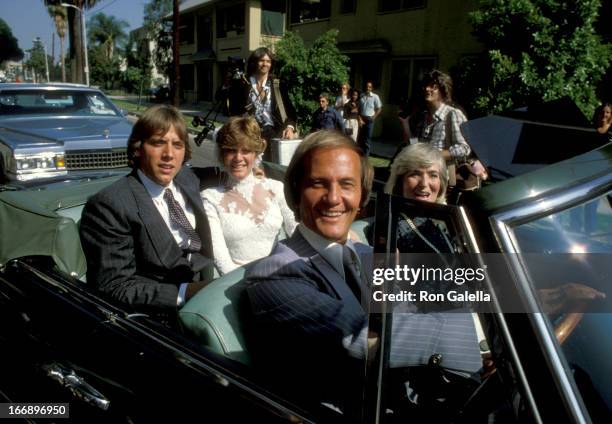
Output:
26,38,48,80
144,0,173,82
0,18,24,64
122,31,152,93
459,0,611,118
274,30,349,133
88,12,129,60
89,44,120,89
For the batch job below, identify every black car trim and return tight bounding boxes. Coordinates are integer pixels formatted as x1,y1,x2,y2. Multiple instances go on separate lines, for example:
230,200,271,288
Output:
12,259,318,424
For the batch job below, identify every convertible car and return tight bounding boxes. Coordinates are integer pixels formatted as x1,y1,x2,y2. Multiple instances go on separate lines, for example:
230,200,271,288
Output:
0,114,611,422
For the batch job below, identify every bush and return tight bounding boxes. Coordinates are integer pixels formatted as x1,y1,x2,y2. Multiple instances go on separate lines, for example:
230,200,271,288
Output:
456,0,611,118
274,30,350,134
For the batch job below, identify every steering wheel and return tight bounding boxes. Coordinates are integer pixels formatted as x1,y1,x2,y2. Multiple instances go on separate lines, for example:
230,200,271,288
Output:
554,300,588,345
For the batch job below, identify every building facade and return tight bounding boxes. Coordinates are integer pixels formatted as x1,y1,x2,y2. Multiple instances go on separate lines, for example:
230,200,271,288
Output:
175,0,482,136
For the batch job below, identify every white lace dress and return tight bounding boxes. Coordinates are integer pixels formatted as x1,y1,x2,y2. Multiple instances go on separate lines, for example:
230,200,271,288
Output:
202,173,297,275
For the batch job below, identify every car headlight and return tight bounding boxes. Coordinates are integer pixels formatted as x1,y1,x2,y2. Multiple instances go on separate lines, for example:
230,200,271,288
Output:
14,153,66,180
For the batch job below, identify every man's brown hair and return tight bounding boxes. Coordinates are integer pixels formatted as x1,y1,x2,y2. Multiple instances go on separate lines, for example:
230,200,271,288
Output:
127,104,190,168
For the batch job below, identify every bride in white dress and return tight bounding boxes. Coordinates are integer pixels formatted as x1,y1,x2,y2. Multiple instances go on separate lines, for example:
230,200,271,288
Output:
202,117,297,275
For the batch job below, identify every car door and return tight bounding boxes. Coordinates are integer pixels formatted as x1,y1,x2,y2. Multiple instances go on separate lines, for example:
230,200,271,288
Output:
491,181,612,423
0,257,328,423
364,192,549,424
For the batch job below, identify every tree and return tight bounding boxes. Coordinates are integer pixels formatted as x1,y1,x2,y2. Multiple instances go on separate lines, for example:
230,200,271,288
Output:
144,0,173,91
458,0,611,118
88,43,120,89
26,38,48,82
53,0,100,83
0,18,24,65
47,5,67,82
122,30,152,94
88,13,128,61
274,30,350,134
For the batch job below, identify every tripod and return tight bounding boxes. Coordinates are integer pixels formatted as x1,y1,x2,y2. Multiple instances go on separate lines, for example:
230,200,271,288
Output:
192,73,250,146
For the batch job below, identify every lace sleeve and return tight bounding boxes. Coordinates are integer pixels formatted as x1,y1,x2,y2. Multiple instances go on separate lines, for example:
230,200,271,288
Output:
269,179,297,237
202,190,239,276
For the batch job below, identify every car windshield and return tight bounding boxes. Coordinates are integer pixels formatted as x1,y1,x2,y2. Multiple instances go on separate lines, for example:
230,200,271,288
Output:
0,89,119,117
512,190,612,419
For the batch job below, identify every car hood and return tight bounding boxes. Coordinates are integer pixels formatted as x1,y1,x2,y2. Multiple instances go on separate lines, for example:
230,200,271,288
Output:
0,116,132,150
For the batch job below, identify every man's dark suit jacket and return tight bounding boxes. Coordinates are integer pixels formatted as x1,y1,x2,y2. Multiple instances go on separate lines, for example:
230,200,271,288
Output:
80,167,213,312
245,231,370,408
245,230,482,408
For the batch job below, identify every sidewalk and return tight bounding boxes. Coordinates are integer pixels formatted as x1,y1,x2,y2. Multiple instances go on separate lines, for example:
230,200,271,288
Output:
112,96,398,159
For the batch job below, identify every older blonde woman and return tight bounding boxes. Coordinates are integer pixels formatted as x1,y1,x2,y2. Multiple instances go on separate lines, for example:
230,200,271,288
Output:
385,143,453,253
202,117,297,275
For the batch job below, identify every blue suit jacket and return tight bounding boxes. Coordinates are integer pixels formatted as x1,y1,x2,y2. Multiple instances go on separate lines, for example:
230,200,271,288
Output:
246,231,482,405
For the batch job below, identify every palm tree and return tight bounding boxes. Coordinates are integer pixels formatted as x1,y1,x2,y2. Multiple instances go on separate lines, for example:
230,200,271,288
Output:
47,5,67,82
88,13,128,61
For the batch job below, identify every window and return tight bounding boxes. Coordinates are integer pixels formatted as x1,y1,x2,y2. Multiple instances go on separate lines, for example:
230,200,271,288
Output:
197,15,212,49
290,0,331,24
511,190,612,420
389,57,436,104
216,4,245,38
261,0,285,36
378,0,426,13
340,0,357,14
180,64,195,91
179,14,194,44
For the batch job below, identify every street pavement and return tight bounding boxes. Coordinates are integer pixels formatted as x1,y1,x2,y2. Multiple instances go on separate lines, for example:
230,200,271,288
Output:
112,95,399,168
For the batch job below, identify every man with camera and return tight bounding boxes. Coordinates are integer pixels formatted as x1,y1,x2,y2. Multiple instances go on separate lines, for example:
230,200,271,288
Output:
239,47,297,147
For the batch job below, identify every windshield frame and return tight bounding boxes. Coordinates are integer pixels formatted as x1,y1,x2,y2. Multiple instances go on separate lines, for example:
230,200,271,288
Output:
491,172,612,423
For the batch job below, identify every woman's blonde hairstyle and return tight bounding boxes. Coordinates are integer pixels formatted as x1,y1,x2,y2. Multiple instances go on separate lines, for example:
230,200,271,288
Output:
215,116,266,163
385,143,448,204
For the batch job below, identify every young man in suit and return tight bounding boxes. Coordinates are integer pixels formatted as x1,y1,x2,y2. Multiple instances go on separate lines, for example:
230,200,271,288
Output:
80,105,214,315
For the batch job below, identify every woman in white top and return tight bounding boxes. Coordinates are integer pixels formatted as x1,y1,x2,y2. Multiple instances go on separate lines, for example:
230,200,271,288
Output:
202,117,297,275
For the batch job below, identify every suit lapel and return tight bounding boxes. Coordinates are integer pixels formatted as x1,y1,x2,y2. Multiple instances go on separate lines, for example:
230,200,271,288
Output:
127,172,185,269
285,232,365,314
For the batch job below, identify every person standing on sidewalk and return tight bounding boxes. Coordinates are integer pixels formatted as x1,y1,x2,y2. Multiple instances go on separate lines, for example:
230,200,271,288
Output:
311,93,345,133
343,89,360,143
416,70,470,162
242,47,297,147
358,81,382,156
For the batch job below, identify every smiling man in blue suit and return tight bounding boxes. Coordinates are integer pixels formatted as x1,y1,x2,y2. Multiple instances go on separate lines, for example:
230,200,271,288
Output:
245,130,375,412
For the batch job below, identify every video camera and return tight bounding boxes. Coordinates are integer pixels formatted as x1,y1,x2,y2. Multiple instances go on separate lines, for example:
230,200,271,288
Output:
191,115,217,146
191,56,247,146
228,56,246,81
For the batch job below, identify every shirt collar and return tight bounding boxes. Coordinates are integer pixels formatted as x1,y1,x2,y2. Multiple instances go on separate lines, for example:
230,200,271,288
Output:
432,102,449,121
250,75,269,88
137,169,177,200
297,224,359,277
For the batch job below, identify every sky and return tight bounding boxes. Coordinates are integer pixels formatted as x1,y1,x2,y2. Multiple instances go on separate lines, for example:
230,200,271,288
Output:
1,0,146,62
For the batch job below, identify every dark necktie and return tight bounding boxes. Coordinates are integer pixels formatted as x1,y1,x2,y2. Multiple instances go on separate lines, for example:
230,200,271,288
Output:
163,188,201,253
342,246,364,303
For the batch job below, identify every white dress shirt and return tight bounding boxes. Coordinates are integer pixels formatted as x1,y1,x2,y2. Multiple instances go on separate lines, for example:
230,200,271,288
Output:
137,170,195,306
297,224,360,282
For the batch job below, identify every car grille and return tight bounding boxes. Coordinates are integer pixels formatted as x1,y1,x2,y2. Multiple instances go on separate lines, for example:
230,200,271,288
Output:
66,149,128,170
